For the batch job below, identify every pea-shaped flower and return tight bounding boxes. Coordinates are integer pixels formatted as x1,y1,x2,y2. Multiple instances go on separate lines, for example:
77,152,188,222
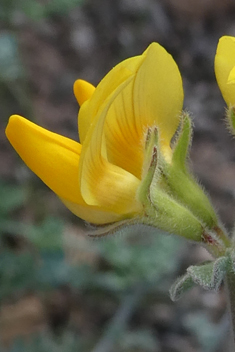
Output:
6,42,219,242
215,36,235,135
6,43,182,222
215,36,235,107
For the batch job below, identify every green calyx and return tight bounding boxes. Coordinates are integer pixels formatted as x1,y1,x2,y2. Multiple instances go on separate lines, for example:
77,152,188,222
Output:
161,113,218,229
137,120,230,248
138,126,205,242
147,186,204,241
137,126,159,206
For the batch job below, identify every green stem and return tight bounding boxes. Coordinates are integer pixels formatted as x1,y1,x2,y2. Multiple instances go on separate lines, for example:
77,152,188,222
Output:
214,226,231,248
226,268,235,349
202,226,230,258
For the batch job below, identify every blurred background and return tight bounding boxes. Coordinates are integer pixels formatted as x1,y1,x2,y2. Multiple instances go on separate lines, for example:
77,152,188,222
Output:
1,0,235,351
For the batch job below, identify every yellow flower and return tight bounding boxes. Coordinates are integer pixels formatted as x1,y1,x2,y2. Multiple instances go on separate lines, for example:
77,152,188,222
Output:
6,43,183,225
215,36,235,106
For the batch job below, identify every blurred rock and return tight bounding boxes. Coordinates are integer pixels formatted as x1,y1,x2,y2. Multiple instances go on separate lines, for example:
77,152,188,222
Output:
0,295,45,345
163,0,235,20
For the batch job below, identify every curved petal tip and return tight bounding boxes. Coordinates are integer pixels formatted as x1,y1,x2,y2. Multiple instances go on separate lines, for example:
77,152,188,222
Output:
73,79,95,106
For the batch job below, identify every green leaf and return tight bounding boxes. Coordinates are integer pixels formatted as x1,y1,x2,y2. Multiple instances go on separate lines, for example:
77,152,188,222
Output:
187,256,229,291
169,273,195,301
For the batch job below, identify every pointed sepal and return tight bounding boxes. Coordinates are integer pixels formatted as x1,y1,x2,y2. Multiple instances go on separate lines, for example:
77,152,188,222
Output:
87,218,138,237
171,112,192,172
138,125,205,242
137,127,159,206
162,113,218,229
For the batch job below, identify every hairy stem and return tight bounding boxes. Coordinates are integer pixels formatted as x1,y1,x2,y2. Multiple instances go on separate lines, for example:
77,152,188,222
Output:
202,226,230,258
214,226,231,248
226,268,235,350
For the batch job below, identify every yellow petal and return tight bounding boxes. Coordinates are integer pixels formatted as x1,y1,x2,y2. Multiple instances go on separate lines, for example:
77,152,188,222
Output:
61,198,126,224
6,115,129,225
73,79,95,106
227,64,235,84
134,43,183,145
6,115,83,203
104,42,183,178
78,55,145,144
79,78,143,216
104,81,145,178
215,36,235,106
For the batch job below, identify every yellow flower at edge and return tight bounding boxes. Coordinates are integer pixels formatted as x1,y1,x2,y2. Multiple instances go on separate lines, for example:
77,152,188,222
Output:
6,43,183,225
215,35,235,106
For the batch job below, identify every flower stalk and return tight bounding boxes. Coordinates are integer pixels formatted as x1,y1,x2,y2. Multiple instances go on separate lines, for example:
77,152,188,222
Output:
226,269,235,349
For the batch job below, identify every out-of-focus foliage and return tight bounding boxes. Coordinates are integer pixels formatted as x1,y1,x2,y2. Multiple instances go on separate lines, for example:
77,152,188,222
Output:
0,179,184,351
0,0,85,22
0,332,84,352
95,226,182,291
0,182,28,216
0,33,23,82
0,32,31,118
118,329,160,352
185,313,227,352
1,0,231,350
0,198,183,299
